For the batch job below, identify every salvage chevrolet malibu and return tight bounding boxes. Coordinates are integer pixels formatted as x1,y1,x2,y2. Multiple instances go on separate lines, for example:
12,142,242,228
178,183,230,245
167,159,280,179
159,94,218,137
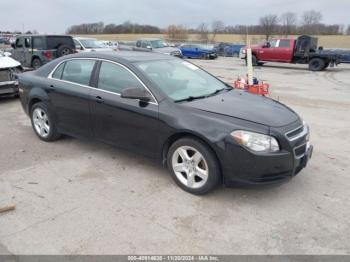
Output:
18,52,313,195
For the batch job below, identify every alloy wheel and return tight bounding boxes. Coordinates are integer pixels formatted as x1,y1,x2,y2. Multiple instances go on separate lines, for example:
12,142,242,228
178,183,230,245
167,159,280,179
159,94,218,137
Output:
171,146,209,189
62,48,71,55
32,108,50,138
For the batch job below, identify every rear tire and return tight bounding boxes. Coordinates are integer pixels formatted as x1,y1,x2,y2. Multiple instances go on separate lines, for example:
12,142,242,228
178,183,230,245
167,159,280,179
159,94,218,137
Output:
30,102,61,142
31,58,42,69
309,58,326,71
56,45,73,57
167,137,221,195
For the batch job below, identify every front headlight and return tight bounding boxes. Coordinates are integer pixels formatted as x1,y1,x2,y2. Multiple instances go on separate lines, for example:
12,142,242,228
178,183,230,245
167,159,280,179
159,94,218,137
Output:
231,130,280,153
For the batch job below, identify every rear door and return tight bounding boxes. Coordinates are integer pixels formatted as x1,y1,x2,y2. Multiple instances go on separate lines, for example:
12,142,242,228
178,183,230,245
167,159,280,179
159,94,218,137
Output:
48,59,96,138
89,60,160,157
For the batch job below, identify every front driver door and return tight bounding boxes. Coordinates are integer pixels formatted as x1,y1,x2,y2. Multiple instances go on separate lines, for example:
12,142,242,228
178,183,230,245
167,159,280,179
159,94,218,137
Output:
89,61,160,157
12,37,26,65
258,40,277,61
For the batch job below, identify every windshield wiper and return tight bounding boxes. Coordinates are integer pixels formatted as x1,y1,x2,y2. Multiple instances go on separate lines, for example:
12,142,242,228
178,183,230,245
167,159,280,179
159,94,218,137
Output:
174,95,207,103
175,88,231,103
205,87,231,98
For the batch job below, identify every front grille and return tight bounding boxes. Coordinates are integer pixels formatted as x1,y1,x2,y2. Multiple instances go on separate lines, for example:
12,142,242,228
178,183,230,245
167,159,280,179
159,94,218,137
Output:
294,143,307,158
286,126,304,139
0,69,12,82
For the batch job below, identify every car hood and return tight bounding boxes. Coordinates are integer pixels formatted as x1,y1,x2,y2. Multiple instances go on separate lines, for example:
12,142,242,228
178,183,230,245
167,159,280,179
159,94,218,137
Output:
153,47,180,54
184,90,299,127
0,56,21,69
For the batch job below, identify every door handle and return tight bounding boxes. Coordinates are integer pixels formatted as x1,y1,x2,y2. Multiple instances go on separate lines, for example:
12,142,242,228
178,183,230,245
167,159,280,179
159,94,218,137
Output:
94,96,104,104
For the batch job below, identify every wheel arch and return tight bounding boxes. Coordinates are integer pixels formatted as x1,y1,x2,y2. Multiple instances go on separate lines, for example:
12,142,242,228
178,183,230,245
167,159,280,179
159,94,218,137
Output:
161,131,223,175
27,88,50,113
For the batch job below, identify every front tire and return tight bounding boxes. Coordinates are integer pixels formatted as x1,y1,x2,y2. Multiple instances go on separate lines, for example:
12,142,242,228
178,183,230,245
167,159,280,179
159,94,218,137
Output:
167,137,221,195
30,102,61,142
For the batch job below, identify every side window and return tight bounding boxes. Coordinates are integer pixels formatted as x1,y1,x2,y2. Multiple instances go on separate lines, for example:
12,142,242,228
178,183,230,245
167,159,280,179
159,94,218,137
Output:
16,38,24,48
141,41,149,48
61,60,95,86
98,62,144,94
74,39,82,50
279,40,290,48
136,40,142,47
269,40,277,48
33,37,45,50
52,62,66,79
24,38,31,48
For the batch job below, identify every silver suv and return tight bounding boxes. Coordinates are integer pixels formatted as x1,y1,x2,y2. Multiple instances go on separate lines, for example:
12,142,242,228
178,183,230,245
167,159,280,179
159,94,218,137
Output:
133,38,182,58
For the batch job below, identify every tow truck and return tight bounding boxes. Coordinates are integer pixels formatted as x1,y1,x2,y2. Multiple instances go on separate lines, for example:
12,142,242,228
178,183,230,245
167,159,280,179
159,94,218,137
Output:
241,35,342,71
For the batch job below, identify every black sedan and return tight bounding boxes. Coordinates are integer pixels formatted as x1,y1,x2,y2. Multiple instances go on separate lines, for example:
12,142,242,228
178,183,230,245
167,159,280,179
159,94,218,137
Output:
18,52,313,195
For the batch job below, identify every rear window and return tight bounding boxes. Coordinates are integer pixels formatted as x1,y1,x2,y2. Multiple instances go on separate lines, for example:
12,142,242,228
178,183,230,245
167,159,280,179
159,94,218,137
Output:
52,62,66,79
61,60,95,86
33,37,46,50
279,40,290,48
47,36,75,50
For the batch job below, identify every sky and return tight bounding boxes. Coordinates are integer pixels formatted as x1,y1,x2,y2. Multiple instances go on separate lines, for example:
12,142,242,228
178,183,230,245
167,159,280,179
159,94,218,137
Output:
1,0,349,33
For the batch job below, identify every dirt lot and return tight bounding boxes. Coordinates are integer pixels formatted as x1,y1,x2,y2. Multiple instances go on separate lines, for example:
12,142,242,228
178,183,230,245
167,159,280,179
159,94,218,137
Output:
0,57,349,255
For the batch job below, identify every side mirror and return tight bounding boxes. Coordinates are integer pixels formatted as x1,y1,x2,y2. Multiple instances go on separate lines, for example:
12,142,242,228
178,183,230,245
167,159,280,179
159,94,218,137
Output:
263,42,271,48
121,87,151,102
11,43,16,49
3,52,12,57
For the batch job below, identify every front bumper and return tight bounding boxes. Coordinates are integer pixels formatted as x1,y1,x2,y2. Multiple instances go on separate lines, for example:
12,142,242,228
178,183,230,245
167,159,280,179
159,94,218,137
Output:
0,81,19,96
219,122,313,186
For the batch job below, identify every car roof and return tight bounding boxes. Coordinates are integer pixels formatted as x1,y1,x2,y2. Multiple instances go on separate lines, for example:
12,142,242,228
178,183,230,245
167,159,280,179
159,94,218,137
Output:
62,51,174,63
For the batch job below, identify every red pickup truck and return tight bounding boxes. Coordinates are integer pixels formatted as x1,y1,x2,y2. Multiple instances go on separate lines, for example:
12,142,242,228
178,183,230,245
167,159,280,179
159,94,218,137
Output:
242,35,341,71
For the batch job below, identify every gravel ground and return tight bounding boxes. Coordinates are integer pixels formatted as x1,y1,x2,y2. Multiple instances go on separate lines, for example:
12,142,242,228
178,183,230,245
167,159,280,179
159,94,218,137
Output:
0,57,349,255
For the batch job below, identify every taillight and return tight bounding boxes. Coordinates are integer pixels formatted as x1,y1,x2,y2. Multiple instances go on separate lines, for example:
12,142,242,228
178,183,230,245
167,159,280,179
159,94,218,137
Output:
43,51,53,60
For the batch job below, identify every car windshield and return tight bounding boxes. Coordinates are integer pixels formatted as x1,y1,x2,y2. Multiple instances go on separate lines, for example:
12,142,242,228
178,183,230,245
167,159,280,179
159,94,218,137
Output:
80,39,103,49
136,59,229,102
150,40,167,49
